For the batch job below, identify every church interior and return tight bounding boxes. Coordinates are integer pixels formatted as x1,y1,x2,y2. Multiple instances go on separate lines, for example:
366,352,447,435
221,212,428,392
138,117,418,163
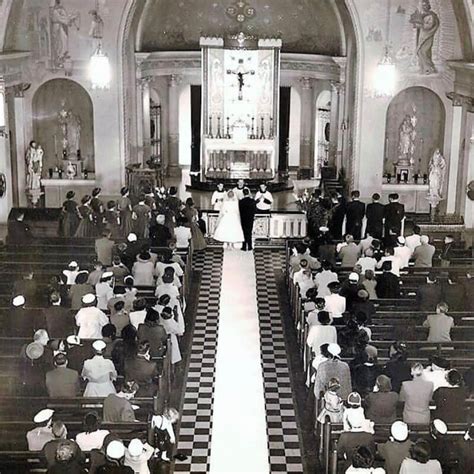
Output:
0,0,473,472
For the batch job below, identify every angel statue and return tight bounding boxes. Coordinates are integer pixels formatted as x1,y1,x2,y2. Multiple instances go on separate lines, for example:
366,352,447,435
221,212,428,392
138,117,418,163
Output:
428,149,446,200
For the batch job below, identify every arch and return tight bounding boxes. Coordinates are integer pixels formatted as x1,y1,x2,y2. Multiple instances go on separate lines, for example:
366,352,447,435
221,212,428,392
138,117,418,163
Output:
384,86,445,177
32,79,95,173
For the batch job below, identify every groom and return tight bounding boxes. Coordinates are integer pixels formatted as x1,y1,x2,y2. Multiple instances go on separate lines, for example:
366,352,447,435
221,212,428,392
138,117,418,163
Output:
239,188,256,251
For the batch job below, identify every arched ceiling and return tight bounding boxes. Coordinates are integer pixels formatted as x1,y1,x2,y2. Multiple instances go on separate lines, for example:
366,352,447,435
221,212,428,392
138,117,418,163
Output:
138,0,345,56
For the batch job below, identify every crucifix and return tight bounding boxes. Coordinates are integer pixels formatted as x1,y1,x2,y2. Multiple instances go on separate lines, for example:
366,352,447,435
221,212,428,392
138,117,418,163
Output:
226,58,255,100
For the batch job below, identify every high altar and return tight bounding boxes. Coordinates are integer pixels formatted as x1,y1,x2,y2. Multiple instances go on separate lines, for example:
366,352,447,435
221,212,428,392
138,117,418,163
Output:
199,34,281,185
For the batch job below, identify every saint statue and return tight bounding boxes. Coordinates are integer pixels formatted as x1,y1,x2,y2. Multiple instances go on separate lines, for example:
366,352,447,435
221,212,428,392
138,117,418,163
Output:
57,100,81,158
26,141,43,191
410,0,440,75
428,149,446,199
397,110,417,166
50,0,80,69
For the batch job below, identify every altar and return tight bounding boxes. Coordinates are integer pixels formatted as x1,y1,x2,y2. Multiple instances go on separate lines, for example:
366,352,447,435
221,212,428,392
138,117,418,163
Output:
194,33,282,188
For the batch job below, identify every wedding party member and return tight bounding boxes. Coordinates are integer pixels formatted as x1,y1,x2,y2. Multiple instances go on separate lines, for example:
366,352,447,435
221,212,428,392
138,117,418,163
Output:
239,188,257,251
365,193,384,239
75,195,96,238
213,191,244,249
255,183,273,212
132,194,151,239
233,179,246,200
183,198,207,251
345,190,365,240
91,187,106,234
104,200,121,239
384,193,405,238
117,187,134,238
211,182,226,211
59,190,80,237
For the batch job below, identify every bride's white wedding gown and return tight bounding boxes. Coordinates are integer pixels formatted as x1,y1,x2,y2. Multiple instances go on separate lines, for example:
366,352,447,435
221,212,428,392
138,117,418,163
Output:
213,198,244,243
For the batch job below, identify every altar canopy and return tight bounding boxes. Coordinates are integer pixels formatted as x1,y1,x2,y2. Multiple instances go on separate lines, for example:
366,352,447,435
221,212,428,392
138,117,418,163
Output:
201,34,281,182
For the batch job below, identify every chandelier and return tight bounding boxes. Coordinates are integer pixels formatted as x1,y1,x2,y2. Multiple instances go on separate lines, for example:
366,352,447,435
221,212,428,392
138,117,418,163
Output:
89,42,111,90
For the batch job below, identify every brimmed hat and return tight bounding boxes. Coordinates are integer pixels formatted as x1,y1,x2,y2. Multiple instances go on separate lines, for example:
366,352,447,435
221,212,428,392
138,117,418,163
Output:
12,295,25,307
431,355,450,370
127,438,144,457
68,261,78,268
33,408,54,423
100,271,114,281
391,421,409,441
26,342,44,360
82,293,96,305
92,187,101,197
106,440,125,460
92,340,106,352
66,335,81,346
357,289,369,299
66,191,75,199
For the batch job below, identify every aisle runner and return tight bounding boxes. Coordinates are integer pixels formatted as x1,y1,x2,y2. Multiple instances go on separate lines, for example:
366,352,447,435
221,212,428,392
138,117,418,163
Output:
209,250,269,473
255,248,304,473
175,249,223,474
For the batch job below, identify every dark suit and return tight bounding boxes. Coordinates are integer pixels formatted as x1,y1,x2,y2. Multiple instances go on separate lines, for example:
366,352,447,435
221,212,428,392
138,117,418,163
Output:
125,355,159,396
43,306,76,338
384,202,405,237
45,366,80,398
66,343,94,373
95,237,115,266
345,200,365,240
239,196,257,250
416,283,442,312
365,202,384,239
376,272,400,299
149,223,172,247
103,393,136,422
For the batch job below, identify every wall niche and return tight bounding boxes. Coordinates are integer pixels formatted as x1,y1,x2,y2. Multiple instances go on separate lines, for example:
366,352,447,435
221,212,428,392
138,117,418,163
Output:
384,87,445,177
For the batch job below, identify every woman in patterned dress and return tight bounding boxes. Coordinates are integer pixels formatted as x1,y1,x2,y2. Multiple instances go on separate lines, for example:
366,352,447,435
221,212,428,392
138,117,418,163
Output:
59,190,80,237
183,198,207,251
75,195,96,238
117,186,134,238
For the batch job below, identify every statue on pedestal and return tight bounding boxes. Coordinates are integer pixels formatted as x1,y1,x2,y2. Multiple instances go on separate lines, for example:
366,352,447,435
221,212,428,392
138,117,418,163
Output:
57,100,81,159
410,0,440,75
428,149,446,200
397,111,417,166
26,141,44,206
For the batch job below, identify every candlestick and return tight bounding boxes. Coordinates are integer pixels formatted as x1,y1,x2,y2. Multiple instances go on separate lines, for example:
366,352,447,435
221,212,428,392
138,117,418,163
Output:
269,117,274,138
208,115,213,139
259,116,265,140
216,116,222,139
225,117,231,139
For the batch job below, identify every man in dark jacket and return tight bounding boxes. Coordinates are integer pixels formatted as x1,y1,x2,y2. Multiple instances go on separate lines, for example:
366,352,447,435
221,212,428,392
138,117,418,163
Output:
45,353,81,398
239,188,257,251
417,273,442,312
365,193,384,239
149,214,172,247
345,190,365,240
439,234,455,267
376,261,400,298
384,193,405,238
103,381,138,422
124,341,159,397
43,292,75,338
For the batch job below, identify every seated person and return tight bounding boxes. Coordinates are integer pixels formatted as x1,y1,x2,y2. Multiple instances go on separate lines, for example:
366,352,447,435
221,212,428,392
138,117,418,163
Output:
422,302,454,343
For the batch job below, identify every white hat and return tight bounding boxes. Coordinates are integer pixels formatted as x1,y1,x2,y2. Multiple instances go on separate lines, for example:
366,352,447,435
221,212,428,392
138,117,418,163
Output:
397,236,406,245
319,226,329,232
66,335,81,345
106,440,125,460
33,408,54,423
328,343,341,356
12,295,25,307
433,418,448,435
101,271,114,280
127,438,144,457
391,421,409,441
68,261,78,268
82,293,96,304
92,340,106,352
348,272,359,281
346,409,365,429
127,233,137,242
26,342,44,360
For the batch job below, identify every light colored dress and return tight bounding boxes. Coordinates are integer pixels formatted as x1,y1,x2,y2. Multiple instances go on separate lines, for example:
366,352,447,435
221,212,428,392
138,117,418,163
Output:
82,355,117,397
75,307,109,339
160,310,185,364
213,197,244,243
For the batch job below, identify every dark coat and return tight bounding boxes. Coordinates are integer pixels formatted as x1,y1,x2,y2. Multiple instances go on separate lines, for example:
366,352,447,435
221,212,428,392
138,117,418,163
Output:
376,272,400,299
43,306,76,338
149,223,172,247
433,386,468,423
384,202,405,235
239,196,257,229
365,202,384,238
45,366,81,398
124,355,159,397
345,200,365,238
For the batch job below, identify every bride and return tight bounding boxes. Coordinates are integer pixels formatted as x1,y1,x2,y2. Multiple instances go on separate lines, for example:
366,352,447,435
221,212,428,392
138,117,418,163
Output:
213,190,244,249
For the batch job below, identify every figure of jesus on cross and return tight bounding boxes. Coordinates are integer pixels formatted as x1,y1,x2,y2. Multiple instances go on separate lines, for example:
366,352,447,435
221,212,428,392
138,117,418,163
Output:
227,59,255,101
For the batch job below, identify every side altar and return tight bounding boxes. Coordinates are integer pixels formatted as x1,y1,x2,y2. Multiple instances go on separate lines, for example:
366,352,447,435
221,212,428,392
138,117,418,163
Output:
191,33,283,189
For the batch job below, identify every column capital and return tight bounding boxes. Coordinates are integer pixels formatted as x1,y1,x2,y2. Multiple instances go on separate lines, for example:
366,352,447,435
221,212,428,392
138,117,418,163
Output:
12,83,31,98
169,74,182,88
300,77,313,90
330,81,343,94
447,92,474,110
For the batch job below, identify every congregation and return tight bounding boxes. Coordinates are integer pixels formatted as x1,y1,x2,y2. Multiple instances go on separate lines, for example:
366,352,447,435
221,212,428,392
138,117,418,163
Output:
288,188,474,473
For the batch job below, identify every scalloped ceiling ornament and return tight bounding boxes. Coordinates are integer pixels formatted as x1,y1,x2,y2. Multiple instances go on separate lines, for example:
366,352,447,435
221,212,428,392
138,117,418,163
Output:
226,1,256,23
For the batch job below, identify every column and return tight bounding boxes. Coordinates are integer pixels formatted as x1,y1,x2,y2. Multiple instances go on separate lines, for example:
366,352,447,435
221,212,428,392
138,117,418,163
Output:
0,79,12,224
463,114,474,230
299,77,313,177
446,94,468,213
329,81,341,170
167,74,182,177
139,77,152,164
13,83,30,207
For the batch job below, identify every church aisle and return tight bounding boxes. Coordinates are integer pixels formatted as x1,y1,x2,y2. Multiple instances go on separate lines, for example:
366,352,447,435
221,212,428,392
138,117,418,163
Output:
254,248,304,473
174,249,223,474
209,250,269,473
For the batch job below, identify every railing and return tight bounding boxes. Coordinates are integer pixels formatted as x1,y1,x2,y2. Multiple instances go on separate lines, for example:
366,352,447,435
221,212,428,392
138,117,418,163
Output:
204,210,307,239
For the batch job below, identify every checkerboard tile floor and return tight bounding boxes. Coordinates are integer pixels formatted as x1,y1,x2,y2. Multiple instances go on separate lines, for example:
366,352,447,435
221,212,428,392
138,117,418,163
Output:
255,248,304,473
174,248,223,474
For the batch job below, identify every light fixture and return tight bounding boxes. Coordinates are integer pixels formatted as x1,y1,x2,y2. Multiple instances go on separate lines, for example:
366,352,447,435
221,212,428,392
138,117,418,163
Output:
374,45,396,98
374,0,396,98
89,42,111,90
